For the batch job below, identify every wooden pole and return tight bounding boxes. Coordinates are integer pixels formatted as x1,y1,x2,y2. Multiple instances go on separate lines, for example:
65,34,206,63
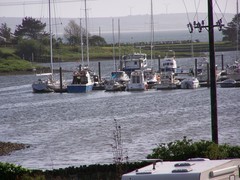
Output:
59,67,63,93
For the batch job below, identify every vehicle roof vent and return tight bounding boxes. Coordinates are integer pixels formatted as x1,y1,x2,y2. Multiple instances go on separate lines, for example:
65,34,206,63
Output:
174,162,194,167
172,168,192,173
187,158,210,162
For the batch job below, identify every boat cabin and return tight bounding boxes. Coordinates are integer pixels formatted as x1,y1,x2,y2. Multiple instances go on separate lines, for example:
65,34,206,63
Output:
122,53,147,72
161,58,177,73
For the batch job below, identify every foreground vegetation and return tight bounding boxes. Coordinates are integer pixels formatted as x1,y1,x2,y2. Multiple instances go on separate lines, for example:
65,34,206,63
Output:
1,137,240,180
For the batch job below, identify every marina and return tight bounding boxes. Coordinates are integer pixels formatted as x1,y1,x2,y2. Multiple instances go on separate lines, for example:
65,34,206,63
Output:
0,52,240,170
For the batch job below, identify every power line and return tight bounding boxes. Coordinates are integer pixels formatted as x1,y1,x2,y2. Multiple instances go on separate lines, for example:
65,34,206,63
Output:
0,0,85,7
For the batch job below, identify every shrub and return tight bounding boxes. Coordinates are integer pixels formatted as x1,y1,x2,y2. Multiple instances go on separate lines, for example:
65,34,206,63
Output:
147,136,240,161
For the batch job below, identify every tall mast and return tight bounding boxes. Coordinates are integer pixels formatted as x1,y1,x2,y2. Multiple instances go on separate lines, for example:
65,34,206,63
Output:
84,0,89,67
150,0,154,65
80,18,84,65
118,19,121,66
49,0,53,75
237,0,239,60
112,19,116,71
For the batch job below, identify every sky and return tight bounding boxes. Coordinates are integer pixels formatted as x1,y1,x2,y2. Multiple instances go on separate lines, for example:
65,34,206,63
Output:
0,0,236,19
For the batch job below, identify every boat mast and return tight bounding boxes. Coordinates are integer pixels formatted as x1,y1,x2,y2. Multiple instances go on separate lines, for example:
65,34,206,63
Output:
237,0,239,60
118,19,121,68
150,0,154,66
49,0,54,75
112,19,116,71
80,18,84,65
84,0,89,67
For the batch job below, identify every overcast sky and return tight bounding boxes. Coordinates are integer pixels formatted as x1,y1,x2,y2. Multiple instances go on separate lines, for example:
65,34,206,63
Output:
0,0,236,18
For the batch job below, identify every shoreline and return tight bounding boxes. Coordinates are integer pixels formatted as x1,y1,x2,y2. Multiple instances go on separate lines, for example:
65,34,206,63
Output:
0,141,28,156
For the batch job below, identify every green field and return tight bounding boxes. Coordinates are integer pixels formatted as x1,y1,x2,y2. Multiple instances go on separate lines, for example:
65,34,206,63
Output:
0,41,236,73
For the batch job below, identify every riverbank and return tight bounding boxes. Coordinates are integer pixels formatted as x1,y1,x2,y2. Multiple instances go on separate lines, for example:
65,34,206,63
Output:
0,142,28,156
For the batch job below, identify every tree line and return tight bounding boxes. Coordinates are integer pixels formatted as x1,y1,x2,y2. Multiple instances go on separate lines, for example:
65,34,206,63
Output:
0,14,239,62
0,17,106,61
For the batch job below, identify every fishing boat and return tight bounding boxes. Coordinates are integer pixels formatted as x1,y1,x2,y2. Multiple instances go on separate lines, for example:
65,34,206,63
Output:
126,70,147,91
67,0,95,93
67,66,94,93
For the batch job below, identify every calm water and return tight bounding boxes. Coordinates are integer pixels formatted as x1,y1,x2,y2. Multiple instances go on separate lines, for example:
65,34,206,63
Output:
0,52,239,170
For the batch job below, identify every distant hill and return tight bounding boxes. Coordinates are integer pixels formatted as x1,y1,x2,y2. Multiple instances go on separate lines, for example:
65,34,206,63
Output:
0,13,234,43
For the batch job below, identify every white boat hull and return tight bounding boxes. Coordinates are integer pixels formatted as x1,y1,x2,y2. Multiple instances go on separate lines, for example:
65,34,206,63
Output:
181,78,199,89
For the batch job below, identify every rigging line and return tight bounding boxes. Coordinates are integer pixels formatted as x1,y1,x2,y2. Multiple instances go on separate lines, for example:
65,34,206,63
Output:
0,0,88,7
193,0,201,21
182,0,190,22
215,0,229,24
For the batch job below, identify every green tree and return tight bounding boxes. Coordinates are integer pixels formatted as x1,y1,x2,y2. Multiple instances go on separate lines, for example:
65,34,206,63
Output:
222,13,240,43
0,23,11,42
89,35,107,46
64,20,87,45
15,39,47,61
14,17,47,40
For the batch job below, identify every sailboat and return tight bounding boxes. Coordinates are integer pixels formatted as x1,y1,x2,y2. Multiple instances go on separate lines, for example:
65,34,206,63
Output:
67,0,94,93
105,19,130,92
144,0,158,88
32,0,67,93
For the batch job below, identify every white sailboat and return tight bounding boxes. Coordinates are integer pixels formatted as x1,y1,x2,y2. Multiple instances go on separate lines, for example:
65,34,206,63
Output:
144,0,158,88
32,0,67,93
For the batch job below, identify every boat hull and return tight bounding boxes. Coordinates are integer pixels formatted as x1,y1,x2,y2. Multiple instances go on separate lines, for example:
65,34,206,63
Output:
181,78,199,89
67,84,94,93
126,83,147,91
155,83,179,90
219,79,236,88
32,82,53,93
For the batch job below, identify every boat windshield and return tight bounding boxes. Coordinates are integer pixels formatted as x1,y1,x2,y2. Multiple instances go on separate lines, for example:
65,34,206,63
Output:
111,72,123,78
126,54,146,60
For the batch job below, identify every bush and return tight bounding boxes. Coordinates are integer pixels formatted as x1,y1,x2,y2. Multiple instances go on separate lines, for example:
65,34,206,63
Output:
147,136,240,161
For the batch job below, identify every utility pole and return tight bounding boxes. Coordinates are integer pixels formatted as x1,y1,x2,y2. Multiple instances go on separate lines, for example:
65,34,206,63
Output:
208,0,218,144
187,0,224,144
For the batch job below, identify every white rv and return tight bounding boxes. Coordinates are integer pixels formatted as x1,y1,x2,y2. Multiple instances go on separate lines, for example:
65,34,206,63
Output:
122,158,240,180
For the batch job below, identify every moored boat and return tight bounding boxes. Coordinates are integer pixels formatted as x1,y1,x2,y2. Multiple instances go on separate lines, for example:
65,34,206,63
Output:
181,77,200,89
121,53,147,75
104,71,130,91
219,78,236,88
67,67,94,93
126,70,148,91
32,73,54,93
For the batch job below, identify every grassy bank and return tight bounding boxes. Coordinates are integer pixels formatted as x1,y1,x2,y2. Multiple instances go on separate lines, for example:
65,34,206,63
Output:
0,41,236,74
